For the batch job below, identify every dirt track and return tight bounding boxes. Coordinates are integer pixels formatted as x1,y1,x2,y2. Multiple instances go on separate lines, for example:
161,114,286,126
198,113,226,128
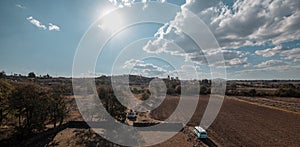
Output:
151,95,300,146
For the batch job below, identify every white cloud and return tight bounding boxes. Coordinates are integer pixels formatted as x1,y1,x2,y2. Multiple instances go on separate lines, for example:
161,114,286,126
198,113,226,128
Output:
123,59,211,79
48,23,60,31
143,0,300,67
123,59,168,77
16,4,26,9
108,0,136,7
227,57,250,67
106,0,299,78
142,38,173,54
108,0,165,8
26,16,47,30
143,0,300,73
142,0,148,10
206,50,250,68
169,65,196,80
26,16,60,31
255,45,300,62
256,60,288,68
201,0,300,48
255,45,283,57
143,35,249,68
281,48,300,62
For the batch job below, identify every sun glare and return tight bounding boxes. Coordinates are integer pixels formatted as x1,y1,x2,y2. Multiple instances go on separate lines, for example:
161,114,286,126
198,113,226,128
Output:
98,7,125,34
101,6,115,17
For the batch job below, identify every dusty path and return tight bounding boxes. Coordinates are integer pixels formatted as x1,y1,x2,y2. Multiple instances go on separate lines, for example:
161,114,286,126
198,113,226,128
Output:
231,96,300,113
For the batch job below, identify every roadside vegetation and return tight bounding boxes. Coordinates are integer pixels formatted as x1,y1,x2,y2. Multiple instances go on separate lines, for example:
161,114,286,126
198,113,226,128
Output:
0,71,68,143
97,85,126,122
226,81,300,97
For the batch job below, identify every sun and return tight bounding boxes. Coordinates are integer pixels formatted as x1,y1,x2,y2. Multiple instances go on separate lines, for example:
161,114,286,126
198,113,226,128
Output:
97,6,125,34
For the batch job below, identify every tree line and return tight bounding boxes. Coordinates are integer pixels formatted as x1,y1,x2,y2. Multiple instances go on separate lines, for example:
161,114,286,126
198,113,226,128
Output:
226,83,300,97
0,79,68,139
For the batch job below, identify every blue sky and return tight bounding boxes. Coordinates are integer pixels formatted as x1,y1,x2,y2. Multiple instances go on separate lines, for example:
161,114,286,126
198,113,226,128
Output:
1,0,300,80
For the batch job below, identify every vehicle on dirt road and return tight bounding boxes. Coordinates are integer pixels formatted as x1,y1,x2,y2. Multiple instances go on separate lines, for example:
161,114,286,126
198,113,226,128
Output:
127,109,137,120
194,126,207,139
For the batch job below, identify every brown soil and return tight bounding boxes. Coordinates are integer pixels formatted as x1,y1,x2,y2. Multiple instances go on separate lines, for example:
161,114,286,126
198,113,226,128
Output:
234,96,300,113
47,128,118,147
150,95,300,146
46,128,196,147
151,131,194,147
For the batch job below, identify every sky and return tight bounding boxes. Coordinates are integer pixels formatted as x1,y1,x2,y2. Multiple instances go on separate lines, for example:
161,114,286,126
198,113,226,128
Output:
1,0,300,80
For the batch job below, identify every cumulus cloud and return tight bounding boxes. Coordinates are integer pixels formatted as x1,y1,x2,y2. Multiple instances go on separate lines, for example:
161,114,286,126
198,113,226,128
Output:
227,57,250,67
26,16,47,30
255,45,283,57
123,59,168,77
206,50,250,68
108,0,165,8
213,0,297,47
142,0,300,70
123,59,210,79
108,0,135,7
256,60,288,68
168,65,195,80
143,38,168,54
188,0,300,48
143,35,249,68
48,23,60,31
281,48,300,62
26,16,60,31
255,45,300,62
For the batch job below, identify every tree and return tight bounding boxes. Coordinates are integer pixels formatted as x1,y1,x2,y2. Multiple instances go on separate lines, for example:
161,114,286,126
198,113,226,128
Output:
276,87,300,97
202,79,209,85
97,86,126,121
200,85,208,95
28,72,36,78
175,85,181,95
0,79,12,125
43,74,51,79
0,71,6,79
131,87,139,94
229,83,237,90
249,89,256,97
141,92,150,100
9,83,50,134
48,85,68,128
8,83,68,135
167,87,175,95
